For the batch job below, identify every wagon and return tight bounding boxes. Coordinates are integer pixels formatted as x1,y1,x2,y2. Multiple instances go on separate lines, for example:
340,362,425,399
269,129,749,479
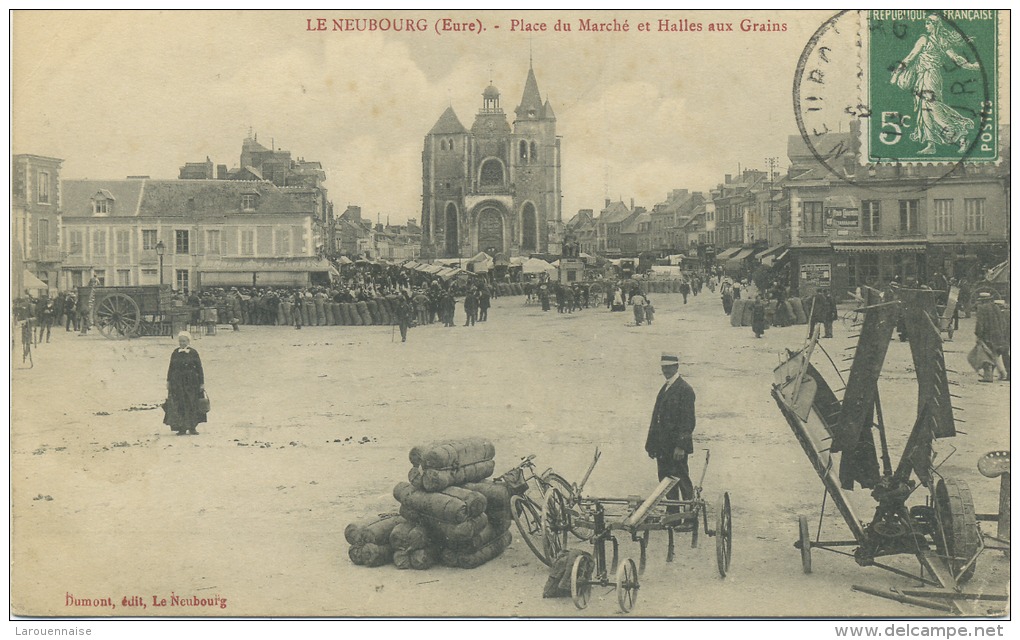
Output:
79,285,177,338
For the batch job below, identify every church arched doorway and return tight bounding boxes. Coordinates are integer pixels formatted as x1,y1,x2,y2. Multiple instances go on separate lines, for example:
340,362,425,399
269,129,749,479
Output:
521,203,537,252
445,203,459,257
477,207,504,255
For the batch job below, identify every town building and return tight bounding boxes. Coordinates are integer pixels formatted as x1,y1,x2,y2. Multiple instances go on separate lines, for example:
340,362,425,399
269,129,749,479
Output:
420,63,562,259
12,154,63,296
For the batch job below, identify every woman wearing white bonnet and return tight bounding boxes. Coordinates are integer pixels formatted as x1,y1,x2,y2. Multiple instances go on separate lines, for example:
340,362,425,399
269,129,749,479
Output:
162,331,207,435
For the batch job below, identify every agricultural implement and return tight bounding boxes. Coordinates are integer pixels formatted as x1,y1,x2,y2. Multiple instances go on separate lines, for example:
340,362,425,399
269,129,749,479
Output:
772,286,1007,613
536,449,732,613
80,285,180,338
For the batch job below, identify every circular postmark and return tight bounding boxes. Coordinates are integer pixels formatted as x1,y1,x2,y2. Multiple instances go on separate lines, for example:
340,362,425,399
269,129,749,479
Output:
793,9,998,190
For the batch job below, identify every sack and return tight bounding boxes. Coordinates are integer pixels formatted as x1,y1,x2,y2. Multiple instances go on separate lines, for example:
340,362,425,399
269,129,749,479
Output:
408,438,496,470
344,514,403,546
408,459,496,492
967,340,996,372
439,530,512,569
198,390,211,413
393,482,487,523
543,550,590,598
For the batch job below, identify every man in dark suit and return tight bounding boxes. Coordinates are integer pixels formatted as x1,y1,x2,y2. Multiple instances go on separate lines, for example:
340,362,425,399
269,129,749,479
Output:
645,352,697,510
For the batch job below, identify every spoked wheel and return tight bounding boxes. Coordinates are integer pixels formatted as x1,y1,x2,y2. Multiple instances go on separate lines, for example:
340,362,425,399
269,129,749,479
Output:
570,552,594,610
616,558,639,613
510,495,549,566
715,492,732,578
95,293,141,339
542,488,570,562
798,515,812,574
934,477,979,583
543,472,591,541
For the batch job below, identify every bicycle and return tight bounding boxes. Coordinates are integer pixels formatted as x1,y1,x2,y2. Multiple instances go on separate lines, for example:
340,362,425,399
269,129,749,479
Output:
500,449,601,566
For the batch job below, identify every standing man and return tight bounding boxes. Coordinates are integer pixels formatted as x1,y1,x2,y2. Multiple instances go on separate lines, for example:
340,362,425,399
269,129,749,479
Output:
645,352,697,510
974,292,1007,382
821,289,836,338
464,288,478,326
478,286,490,322
394,294,413,343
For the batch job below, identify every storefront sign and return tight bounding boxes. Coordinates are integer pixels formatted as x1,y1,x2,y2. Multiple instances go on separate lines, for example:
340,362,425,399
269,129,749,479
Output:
800,262,831,288
828,208,860,228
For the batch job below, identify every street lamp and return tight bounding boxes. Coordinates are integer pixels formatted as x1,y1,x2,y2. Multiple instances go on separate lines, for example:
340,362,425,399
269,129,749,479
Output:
155,240,165,286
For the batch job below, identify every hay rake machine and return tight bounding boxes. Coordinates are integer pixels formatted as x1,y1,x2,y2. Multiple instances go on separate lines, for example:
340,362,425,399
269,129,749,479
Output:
772,287,1007,613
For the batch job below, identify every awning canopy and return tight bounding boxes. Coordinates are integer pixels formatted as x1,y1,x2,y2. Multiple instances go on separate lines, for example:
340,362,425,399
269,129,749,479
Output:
727,248,755,262
522,257,556,274
200,258,332,272
337,256,354,265
986,259,1009,283
22,270,47,291
755,245,787,260
715,247,740,260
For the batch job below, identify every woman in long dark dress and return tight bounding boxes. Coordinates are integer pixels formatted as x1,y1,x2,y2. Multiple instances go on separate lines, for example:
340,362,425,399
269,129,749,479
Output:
751,296,767,338
164,331,206,435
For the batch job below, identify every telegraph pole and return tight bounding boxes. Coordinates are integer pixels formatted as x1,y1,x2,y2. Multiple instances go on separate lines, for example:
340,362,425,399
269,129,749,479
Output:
765,156,779,244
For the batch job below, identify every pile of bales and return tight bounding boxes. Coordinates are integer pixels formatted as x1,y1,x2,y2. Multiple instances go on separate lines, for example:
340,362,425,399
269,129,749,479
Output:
346,438,513,570
641,280,686,294
728,296,811,328
273,295,407,327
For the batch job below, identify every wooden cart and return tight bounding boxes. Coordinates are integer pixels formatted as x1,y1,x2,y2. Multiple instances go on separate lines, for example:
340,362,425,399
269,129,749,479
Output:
79,285,176,338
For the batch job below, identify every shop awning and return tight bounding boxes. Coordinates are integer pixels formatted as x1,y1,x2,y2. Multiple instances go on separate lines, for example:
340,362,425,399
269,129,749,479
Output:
715,247,741,260
728,248,755,261
200,257,332,272
22,270,48,291
831,241,927,253
755,245,787,260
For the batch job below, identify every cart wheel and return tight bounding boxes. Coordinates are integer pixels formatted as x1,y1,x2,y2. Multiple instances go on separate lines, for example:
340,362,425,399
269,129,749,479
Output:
616,558,639,614
798,515,812,574
638,530,649,575
570,552,594,610
934,477,979,583
542,488,569,561
510,495,550,566
716,492,732,578
95,293,141,339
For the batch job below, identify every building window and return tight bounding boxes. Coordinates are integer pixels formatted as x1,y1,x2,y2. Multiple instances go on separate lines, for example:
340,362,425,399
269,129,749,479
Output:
448,138,454,150
275,229,290,255
94,269,106,286
933,199,954,233
93,230,107,256
71,270,84,288
802,201,824,234
38,171,50,204
964,198,985,232
175,269,189,293
519,140,528,161
440,139,447,151
142,229,158,250
530,141,538,162
94,199,110,215
116,229,131,255
117,269,131,286
241,229,255,256
141,268,158,283
38,219,50,247
241,194,257,211
861,201,880,234
848,253,880,288
206,229,221,255
479,159,504,187
175,230,190,254
899,200,919,234
68,230,83,255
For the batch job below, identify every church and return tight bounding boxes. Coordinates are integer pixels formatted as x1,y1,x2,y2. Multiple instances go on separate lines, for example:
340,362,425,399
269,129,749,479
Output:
420,64,561,259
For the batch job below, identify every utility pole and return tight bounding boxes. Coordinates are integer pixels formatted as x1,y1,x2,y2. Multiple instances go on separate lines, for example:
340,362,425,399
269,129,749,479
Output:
765,156,779,245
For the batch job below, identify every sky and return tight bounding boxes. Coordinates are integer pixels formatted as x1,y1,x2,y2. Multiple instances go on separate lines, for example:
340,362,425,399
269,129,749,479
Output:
10,9,962,224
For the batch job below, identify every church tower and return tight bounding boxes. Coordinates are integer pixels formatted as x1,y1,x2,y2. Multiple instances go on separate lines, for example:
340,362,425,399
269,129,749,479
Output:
421,63,561,259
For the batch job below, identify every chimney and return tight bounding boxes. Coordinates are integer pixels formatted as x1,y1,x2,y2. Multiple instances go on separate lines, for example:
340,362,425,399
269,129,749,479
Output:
630,198,634,210
217,165,228,180
605,198,611,209
725,174,732,184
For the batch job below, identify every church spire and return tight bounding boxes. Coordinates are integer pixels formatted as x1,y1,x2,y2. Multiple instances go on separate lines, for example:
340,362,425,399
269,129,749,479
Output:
515,64,544,120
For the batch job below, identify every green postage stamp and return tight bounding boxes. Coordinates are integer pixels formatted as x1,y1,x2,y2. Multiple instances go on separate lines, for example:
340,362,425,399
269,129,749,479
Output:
864,10,998,163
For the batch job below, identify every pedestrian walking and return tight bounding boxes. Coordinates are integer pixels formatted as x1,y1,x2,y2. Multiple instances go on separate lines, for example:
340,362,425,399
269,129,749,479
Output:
395,295,413,343
972,293,1008,382
632,293,647,326
163,331,207,436
751,295,767,338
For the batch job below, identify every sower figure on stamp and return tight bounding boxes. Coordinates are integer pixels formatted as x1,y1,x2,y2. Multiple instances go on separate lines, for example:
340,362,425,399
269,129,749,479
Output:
645,352,696,513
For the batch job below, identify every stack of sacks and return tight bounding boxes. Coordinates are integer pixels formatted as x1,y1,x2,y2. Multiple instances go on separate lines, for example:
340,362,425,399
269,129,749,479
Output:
345,514,401,567
389,519,440,570
398,438,512,569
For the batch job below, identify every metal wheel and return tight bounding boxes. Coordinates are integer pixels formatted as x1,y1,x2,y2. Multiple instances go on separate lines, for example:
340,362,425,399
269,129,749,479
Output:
541,488,570,562
570,552,594,610
95,293,141,339
510,495,550,566
798,515,812,574
715,492,732,577
934,477,979,583
615,557,639,613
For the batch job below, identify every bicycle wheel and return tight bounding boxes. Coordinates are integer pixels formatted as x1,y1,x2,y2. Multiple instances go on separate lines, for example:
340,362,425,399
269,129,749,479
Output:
542,488,570,561
543,471,592,541
510,494,550,566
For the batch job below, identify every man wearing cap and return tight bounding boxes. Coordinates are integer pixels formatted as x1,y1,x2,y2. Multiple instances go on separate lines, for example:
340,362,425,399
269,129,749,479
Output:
645,352,697,511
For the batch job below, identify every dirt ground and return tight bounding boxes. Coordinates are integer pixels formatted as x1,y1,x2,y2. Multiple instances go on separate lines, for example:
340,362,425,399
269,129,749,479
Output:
9,287,1011,618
